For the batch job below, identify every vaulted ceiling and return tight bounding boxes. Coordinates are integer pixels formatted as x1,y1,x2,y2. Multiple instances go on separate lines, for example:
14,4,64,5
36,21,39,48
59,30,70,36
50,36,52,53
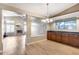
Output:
4,3,77,18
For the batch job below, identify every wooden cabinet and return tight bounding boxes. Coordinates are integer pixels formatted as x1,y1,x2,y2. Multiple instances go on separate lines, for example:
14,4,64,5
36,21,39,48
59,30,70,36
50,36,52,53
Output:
68,33,79,47
47,31,79,48
62,32,69,44
76,34,79,47
47,31,52,40
55,32,62,42
51,31,56,41
47,31,56,41
68,33,76,45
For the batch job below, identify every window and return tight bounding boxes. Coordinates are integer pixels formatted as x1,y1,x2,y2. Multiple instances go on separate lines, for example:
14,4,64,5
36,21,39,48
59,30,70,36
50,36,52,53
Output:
56,22,65,29
64,21,76,30
55,18,76,30
31,17,47,37
31,23,38,36
5,19,15,33
6,24,14,33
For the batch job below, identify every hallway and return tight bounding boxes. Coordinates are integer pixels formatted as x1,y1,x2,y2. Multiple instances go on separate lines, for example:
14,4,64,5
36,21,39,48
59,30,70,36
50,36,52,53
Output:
3,35,26,55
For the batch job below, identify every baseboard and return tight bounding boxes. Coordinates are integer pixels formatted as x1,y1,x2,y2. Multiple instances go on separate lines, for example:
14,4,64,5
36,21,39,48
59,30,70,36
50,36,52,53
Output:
26,39,47,46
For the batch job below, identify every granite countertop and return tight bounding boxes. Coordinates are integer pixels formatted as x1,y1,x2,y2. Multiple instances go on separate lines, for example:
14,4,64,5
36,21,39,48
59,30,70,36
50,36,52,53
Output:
47,30,79,33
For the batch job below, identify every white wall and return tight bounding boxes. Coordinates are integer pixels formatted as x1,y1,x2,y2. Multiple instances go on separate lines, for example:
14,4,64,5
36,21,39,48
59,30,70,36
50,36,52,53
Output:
26,16,47,44
0,10,3,54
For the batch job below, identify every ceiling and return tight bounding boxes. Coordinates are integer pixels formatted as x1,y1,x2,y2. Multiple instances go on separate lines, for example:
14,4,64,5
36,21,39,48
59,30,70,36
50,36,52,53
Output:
2,10,22,16
4,3,77,18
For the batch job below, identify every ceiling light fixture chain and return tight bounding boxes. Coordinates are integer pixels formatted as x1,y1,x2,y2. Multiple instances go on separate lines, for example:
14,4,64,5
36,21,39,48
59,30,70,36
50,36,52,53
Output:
46,3,49,18
41,3,53,23
46,3,50,23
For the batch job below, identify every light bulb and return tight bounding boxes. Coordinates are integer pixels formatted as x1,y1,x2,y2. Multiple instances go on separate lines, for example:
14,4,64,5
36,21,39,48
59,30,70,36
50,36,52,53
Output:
41,19,46,23
50,19,53,22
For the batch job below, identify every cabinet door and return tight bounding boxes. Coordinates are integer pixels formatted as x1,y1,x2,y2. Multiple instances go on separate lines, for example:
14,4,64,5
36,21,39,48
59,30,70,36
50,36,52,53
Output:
55,32,62,42
62,32,69,44
47,31,56,41
68,33,75,45
47,31,52,40
51,31,56,41
76,34,79,47
69,33,79,47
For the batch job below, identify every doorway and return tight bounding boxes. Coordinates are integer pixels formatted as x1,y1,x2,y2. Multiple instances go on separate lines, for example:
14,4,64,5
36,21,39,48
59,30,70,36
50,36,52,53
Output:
2,9,27,55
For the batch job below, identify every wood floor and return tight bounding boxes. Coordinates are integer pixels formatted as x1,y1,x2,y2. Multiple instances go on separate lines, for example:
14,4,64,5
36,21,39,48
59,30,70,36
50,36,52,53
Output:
3,35,79,55
3,35,26,55
25,40,79,55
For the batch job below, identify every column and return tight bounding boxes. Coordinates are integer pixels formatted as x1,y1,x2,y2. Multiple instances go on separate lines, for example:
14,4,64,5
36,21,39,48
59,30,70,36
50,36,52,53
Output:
26,14,31,45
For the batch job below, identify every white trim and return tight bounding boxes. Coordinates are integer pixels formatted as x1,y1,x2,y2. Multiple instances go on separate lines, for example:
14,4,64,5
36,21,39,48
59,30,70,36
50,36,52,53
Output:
26,39,47,46
52,11,79,21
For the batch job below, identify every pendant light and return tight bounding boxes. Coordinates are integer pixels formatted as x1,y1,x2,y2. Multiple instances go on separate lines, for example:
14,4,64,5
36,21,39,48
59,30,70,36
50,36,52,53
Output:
41,3,53,23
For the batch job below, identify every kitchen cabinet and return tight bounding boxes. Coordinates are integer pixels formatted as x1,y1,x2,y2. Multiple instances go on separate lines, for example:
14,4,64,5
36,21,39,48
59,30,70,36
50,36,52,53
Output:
47,31,79,47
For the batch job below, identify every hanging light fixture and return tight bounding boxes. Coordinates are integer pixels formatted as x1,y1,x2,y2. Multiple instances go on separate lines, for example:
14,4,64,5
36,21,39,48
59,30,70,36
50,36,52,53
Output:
41,3,53,23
